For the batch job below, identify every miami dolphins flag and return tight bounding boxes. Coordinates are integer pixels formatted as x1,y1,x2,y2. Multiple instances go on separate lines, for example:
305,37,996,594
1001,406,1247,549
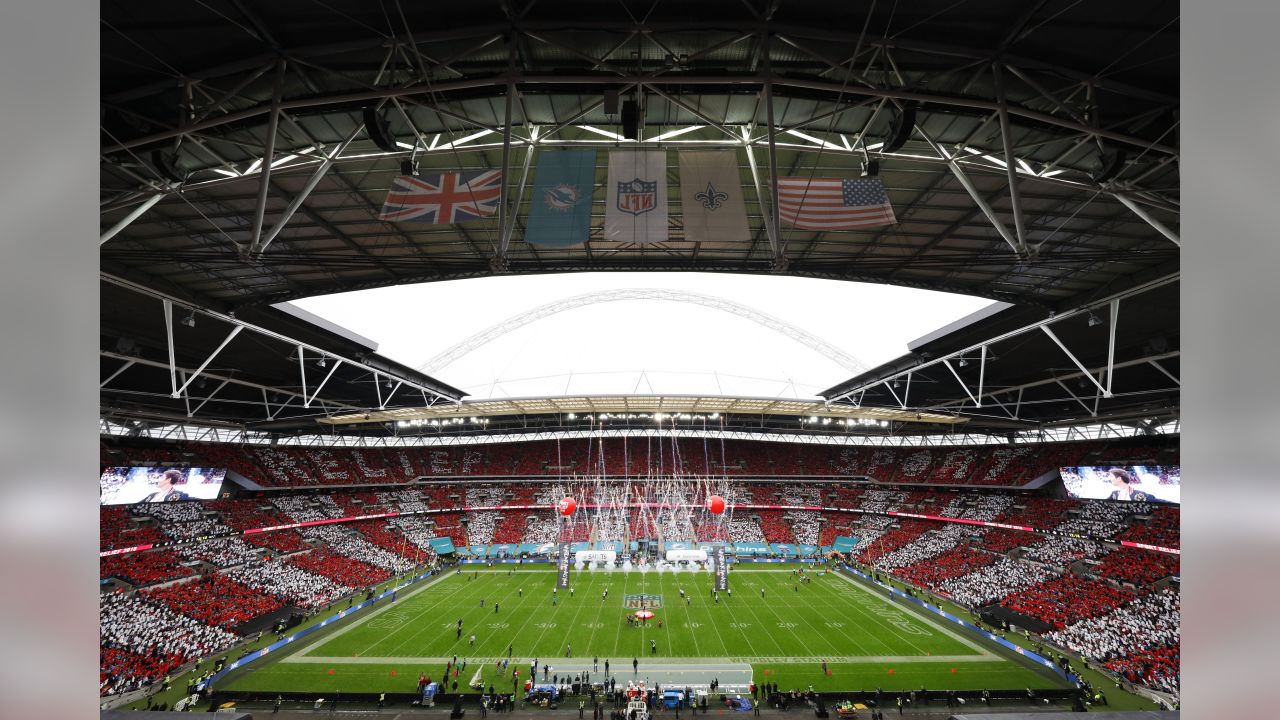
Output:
604,151,668,243
524,149,597,247
679,150,749,243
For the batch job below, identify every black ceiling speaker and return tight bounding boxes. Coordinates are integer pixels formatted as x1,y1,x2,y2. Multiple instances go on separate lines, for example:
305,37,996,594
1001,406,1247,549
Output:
1090,149,1127,183
363,106,398,153
603,89,620,115
883,103,917,153
621,99,642,140
151,150,185,183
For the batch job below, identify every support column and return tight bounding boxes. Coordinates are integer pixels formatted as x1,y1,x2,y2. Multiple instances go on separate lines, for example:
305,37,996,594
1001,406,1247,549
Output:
762,32,785,270
247,58,287,257
992,62,1029,255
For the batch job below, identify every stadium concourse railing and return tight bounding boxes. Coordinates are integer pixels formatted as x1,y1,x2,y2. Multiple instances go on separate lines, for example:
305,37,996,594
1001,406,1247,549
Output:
99,503,1179,559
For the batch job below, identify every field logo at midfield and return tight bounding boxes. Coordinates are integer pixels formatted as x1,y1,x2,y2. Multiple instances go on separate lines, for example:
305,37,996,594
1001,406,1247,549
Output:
623,594,663,609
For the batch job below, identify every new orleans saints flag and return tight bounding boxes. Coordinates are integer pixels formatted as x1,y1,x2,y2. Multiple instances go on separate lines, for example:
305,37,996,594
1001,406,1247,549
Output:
679,150,749,243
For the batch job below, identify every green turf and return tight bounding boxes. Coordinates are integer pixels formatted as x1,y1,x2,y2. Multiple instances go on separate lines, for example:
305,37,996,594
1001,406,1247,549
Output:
222,566,1067,696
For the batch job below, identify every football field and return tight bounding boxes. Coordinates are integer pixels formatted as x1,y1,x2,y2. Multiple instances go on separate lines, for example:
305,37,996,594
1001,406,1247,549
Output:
223,566,1066,695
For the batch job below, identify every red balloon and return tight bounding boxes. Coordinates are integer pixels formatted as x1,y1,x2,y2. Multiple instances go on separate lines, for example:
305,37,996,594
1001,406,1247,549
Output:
707,495,726,515
558,497,577,516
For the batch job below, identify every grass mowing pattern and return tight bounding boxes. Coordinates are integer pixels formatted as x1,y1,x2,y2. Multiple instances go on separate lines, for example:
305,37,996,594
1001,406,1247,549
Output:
224,567,1066,695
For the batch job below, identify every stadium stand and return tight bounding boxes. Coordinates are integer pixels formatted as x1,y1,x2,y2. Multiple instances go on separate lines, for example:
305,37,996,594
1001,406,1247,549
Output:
143,574,284,629
998,575,1137,630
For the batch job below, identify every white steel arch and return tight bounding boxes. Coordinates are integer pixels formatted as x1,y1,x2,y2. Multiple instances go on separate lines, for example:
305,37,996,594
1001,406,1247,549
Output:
418,288,871,375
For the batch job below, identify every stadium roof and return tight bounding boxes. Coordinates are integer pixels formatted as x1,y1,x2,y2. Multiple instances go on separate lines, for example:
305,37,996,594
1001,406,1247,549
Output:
321,394,965,426
99,0,1179,439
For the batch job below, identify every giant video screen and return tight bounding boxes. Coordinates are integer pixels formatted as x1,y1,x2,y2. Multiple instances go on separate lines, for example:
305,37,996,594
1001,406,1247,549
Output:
100,466,226,505
1059,465,1180,504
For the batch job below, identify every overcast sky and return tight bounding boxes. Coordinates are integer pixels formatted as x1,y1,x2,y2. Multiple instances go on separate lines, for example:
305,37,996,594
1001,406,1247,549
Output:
288,272,995,400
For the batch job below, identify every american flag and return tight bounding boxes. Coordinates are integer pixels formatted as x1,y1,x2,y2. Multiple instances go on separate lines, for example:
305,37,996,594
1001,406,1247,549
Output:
776,176,896,230
378,170,503,224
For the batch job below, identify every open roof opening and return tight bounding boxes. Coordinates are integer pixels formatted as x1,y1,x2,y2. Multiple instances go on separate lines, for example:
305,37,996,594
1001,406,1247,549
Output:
285,272,997,400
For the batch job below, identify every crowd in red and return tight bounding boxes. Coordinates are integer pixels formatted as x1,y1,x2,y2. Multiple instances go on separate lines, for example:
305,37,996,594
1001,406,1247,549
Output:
203,498,287,531
978,528,1039,554
755,510,797,544
101,550,195,586
144,574,284,629
1119,505,1181,549
100,646,185,697
994,497,1077,529
855,520,932,563
101,505,166,550
1104,644,1180,696
357,520,432,563
102,436,1178,488
999,575,1136,630
244,529,309,555
894,545,1000,590
286,547,391,587
1094,547,1180,586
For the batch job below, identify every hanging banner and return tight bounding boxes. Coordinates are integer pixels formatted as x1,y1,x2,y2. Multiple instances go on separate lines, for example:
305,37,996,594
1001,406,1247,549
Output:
556,542,572,588
604,151,668,243
524,149,597,247
679,150,749,243
713,545,728,591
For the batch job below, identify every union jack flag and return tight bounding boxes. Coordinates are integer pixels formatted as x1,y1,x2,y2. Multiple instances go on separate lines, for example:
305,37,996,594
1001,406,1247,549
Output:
378,170,503,224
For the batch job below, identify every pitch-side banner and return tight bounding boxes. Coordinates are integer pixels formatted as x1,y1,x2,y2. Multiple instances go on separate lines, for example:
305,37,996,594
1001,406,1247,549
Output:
556,542,572,588
713,546,728,591
679,150,749,243
604,151,668,243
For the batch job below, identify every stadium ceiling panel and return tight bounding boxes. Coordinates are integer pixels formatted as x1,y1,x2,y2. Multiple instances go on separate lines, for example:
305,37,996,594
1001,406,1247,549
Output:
99,0,1179,435
319,395,964,426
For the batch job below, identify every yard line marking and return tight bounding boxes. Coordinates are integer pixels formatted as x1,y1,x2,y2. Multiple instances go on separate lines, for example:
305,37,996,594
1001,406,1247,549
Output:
293,568,460,658
377,570,502,657
747,568,865,661
280,654,993,665
832,571,991,656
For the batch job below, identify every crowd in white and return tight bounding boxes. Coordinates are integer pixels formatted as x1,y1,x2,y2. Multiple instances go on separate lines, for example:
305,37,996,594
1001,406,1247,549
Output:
1021,536,1109,565
225,558,352,609
850,516,896,551
161,517,232,541
786,510,821,545
937,557,1058,607
271,495,332,522
874,523,977,570
1052,501,1153,537
388,516,445,553
464,486,507,545
100,592,239,689
1045,588,1180,697
1046,588,1179,663
953,494,1014,521
300,525,415,574
378,489,429,514
133,502,206,523
726,517,766,543
177,536,263,568
522,514,561,544
856,489,909,514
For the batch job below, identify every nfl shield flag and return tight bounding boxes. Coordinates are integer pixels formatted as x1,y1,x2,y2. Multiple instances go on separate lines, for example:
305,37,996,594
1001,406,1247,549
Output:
524,150,596,247
605,151,668,243
679,150,749,243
